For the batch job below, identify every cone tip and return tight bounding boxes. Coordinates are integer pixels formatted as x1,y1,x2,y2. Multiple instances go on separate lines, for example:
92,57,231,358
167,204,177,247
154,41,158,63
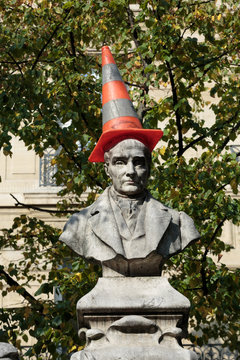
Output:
102,45,115,66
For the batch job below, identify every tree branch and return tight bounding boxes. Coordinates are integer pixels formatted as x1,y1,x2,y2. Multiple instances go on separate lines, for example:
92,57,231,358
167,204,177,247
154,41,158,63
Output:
185,287,203,291
173,23,195,51
7,52,24,79
188,0,215,6
187,51,229,90
69,31,76,57
187,67,210,90
31,9,72,71
165,60,183,157
126,6,151,121
190,50,228,71
177,0,182,9
200,262,208,296
182,103,240,154
214,183,228,193
1,60,30,64
10,194,75,214
200,216,227,295
218,120,240,152
56,134,82,173
124,81,145,89
126,7,149,70
0,266,43,311
182,134,207,154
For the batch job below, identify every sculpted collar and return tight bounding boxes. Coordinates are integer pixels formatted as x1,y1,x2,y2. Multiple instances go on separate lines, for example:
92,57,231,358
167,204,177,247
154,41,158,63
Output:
109,186,146,210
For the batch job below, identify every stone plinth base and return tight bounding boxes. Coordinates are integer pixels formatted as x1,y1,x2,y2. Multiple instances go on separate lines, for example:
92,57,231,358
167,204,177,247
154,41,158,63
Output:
71,344,197,360
72,277,198,360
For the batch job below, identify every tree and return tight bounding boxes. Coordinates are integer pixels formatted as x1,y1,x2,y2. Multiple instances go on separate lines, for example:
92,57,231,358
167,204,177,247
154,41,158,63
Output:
0,0,240,358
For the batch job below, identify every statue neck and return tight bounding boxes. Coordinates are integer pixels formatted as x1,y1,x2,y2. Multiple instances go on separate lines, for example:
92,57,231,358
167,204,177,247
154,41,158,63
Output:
110,186,147,201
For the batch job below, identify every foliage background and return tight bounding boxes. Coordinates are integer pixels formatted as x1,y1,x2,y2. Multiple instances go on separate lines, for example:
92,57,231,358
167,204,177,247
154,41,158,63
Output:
0,0,240,358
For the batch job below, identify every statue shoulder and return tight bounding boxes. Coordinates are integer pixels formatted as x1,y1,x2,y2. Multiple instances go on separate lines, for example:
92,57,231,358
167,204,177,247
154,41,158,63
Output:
63,204,93,231
59,206,91,254
59,189,109,255
178,210,200,249
148,193,200,247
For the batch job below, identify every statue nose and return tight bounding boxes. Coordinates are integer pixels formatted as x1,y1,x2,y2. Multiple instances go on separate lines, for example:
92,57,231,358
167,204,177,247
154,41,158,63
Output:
126,162,135,175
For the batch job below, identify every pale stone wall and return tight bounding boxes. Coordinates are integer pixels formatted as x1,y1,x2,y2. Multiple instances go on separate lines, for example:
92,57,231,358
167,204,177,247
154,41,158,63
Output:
0,137,66,310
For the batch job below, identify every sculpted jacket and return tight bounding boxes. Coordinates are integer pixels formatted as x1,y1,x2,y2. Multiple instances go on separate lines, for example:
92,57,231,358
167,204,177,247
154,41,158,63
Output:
60,187,200,268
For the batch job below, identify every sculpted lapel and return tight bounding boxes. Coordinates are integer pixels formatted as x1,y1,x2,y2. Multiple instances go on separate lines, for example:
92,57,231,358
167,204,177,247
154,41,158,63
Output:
88,189,125,256
145,195,172,253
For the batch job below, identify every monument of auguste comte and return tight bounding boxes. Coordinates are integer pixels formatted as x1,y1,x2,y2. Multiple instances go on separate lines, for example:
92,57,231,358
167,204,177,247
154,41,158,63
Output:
60,46,200,360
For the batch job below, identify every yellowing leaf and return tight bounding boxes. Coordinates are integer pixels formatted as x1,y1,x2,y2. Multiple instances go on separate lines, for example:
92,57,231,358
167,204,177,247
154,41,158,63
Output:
230,178,238,194
75,272,82,281
43,304,49,315
24,307,31,319
160,146,166,155
70,345,77,352
15,339,21,349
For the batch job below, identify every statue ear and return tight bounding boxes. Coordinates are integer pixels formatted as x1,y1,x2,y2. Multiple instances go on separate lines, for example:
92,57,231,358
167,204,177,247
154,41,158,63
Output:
104,163,110,178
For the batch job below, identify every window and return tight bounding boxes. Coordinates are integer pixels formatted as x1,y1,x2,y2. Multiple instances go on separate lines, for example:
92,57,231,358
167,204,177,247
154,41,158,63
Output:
39,148,59,187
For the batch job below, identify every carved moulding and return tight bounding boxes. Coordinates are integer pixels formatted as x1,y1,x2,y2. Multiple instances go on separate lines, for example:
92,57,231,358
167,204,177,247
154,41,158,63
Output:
71,277,198,360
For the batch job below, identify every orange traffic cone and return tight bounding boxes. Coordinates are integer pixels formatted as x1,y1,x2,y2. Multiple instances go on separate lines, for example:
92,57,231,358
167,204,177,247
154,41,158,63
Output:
88,46,163,162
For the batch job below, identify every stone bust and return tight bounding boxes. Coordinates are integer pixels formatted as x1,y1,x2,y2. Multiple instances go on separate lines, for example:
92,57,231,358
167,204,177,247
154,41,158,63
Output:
60,138,200,276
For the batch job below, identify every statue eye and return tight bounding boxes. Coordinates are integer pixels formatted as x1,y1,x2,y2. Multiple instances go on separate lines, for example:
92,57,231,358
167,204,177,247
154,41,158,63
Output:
114,159,125,165
134,158,145,166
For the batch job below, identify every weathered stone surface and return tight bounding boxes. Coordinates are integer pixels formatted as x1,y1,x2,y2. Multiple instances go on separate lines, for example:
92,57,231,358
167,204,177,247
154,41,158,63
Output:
0,343,19,360
77,277,190,329
72,278,197,360
72,313,198,360
71,345,198,360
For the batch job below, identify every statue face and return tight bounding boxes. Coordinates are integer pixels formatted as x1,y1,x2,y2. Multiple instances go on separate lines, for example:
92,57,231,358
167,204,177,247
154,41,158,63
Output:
104,139,150,196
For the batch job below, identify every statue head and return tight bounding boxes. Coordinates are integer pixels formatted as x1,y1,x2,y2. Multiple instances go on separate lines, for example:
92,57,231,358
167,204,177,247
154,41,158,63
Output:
104,139,151,196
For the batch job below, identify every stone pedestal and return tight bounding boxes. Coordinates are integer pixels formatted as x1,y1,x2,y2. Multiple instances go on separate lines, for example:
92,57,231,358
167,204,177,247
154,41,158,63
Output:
72,277,198,360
